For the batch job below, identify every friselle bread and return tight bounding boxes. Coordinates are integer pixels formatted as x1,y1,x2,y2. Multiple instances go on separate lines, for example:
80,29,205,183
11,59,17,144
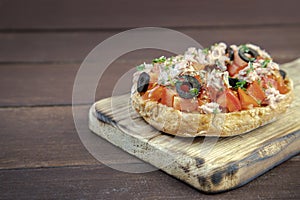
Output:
131,43,294,137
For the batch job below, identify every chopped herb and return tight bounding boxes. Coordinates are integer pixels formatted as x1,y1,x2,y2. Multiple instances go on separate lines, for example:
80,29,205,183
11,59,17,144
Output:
249,62,254,70
136,64,145,71
248,57,255,62
257,79,261,85
168,75,175,86
268,82,273,88
257,99,262,105
152,56,166,63
234,80,247,90
202,48,209,54
261,59,271,68
240,44,249,52
189,88,199,96
165,56,174,67
213,107,220,114
246,62,254,74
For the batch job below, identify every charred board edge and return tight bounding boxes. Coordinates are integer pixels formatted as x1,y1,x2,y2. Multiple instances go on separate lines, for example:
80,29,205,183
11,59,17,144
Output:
204,132,300,193
89,102,300,193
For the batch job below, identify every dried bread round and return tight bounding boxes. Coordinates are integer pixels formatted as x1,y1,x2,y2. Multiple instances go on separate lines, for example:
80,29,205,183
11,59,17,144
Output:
131,78,294,137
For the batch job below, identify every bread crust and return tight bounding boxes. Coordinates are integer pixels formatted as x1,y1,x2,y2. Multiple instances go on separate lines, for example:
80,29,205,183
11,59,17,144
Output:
131,78,294,137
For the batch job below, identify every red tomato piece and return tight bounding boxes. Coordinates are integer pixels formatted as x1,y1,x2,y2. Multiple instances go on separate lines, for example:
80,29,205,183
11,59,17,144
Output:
262,75,289,94
227,63,240,77
197,88,211,106
173,96,198,112
161,87,176,107
227,50,248,77
262,76,278,90
246,81,266,103
217,89,242,112
238,88,259,110
276,75,289,94
142,85,163,101
194,75,202,84
227,63,247,77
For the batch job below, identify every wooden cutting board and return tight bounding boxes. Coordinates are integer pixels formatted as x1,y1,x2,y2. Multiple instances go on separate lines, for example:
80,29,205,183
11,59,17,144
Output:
88,59,300,193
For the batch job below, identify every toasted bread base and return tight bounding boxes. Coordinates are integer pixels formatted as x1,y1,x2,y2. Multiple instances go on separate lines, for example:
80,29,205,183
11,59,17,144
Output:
131,79,294,137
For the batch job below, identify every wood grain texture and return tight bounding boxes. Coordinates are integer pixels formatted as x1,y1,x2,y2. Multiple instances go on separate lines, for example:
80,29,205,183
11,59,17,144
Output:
0,64,79,106
0,0,299,30
0,161,299,200
89,60,300,192
0,27,299,63
0,105,98,169
0,62,136,106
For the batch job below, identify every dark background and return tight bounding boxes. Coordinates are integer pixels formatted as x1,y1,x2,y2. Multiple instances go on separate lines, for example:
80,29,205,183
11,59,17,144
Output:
0,0,299,199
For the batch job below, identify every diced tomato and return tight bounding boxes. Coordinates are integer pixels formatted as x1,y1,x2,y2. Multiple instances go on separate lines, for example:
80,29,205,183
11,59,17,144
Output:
246,81,266,103
227,50,248,76
261,76,278,90
194,75,202,84
276,75,289,94
142,85,163,101
197,88,211,106
261,75,289,94
227,63,239,77
173,96,198,112
217,89,242,112
227,63,247,77
161,87,176,107
238,88,259,110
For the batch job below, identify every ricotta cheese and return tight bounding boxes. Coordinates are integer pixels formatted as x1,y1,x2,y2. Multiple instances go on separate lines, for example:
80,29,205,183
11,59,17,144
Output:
200,102,221,114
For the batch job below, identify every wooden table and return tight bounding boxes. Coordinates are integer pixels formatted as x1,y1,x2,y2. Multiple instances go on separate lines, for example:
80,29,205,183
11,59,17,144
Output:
0,0,299,199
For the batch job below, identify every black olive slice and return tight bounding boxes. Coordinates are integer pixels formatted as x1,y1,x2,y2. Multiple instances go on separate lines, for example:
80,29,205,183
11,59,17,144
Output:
238,46,259,62
175,75,201,99
137,72,150,93
228,78,248,89
225,47,234,61
279,69,286,80
228,77,239,87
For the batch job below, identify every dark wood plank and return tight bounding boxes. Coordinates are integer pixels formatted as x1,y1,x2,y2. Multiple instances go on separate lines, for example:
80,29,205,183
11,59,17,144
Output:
0,0,299,30
0,105,156,169
0,64,78,106
0,27,299,63
0,158,299,199
0,106,99,169
0,62,139,106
